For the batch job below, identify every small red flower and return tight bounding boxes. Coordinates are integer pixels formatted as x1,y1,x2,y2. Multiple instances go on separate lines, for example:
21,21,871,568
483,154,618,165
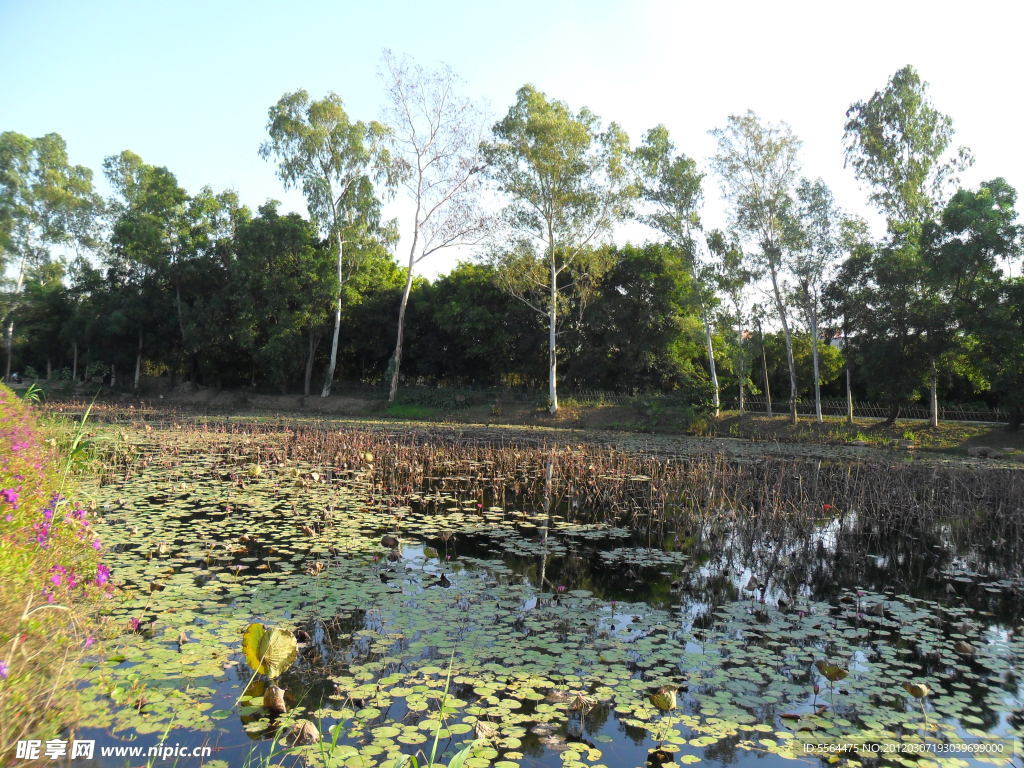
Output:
822,503,833,512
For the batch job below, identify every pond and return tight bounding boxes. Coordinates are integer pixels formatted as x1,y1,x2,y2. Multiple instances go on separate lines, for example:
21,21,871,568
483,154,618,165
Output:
73,424,1022,768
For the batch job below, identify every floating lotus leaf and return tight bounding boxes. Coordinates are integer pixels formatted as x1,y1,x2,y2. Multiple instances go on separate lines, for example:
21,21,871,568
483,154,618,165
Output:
814,661,848,683
242,623,297,679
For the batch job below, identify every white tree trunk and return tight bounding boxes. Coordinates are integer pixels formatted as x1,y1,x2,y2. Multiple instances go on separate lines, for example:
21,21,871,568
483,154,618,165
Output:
736,327,745,413
809,308,822,423
72,341,78,383
930,359,939,428
134,328,143,390
703,319,719,416
321,232,344,399
4,318,13,382
846,366,854,424
768,261,798,424
304,329,318,397
689,249,719,416
548,255,558,415
4,259,26,381
388,231,419,404
759,322,772,416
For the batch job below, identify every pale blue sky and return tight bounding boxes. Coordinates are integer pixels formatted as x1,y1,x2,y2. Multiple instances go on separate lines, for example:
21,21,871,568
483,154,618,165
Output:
3,0,1022,276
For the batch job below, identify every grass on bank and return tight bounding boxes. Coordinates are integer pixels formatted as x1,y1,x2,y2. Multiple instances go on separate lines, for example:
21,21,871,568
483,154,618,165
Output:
706,411,1024,455
23,378,1024,460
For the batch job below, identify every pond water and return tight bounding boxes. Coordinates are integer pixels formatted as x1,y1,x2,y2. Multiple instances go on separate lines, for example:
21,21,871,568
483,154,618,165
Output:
73,428,1022,768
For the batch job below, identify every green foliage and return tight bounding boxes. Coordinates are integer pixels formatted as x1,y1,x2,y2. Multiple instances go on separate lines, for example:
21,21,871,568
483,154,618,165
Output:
843,66,972,225
566,243,709,397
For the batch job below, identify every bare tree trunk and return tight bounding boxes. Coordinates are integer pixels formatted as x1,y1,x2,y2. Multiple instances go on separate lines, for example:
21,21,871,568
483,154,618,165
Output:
736,325,745,413
388,257,417,404
4,259,26,381
929,358,939,428
703,320,719,416
110,364,117,388
303,329,320,397
758,319,772,416
46,358,51,381
809,308,822,423
768,260,798,424
690,248,719,416
321,232,344,399
845,367,854,424
548,254,558,415
4,318,13,381
175,285,187,359
134,327,143,391
72,342,78,384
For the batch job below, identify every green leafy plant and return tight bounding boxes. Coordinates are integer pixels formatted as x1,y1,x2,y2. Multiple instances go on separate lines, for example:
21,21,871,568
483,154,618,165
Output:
20,383,44,403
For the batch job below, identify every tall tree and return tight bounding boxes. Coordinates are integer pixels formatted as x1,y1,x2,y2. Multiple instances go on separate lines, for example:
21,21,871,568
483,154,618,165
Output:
634,125,721,413
260,90,393,397
708,230,753,411
233,203,336,394
380,51,488,403
825,216,872,423
711,112,802,423
790,178,843,423
103,150,188,389
927,179,1023,427
843,65,972,425
482,85,635,414
0,132,97,380
174,187,249,383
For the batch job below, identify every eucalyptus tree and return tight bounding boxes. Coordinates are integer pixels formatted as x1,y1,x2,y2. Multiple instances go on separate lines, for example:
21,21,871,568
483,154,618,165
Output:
634,125,721,413
0,131,98,380
711,112,802,423
827,215,872,423
261,90,394,397
379,51,488,403
482,85,635,414
708,230,753,411
844,65,972,425
790,178,843,423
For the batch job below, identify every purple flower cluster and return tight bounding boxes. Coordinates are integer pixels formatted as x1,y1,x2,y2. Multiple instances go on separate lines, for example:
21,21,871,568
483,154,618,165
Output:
1,385,112,611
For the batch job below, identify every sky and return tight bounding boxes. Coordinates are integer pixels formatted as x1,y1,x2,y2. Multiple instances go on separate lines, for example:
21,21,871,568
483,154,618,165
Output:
2,0,1022,278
